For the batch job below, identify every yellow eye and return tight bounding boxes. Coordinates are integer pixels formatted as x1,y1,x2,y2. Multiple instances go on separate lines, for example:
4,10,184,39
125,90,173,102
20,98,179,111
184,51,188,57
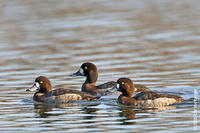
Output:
84,66,87,69
121,82,125,85
40,81,43,84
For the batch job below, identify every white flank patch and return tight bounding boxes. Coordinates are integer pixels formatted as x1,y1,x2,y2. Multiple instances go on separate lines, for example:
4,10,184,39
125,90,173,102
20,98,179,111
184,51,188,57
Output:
137,98,176,107
46,94,82,104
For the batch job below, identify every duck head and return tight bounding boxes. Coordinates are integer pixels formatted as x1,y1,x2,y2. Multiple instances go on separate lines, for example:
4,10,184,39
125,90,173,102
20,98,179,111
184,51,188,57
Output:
26,76,52,93
71,62,98,83
112,78,137,97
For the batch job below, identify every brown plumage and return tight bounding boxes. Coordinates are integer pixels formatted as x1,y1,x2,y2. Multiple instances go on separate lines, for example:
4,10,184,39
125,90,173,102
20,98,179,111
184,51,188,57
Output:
71,62,151,96
114,78,184,107
134,84,151,92
26,76,99,104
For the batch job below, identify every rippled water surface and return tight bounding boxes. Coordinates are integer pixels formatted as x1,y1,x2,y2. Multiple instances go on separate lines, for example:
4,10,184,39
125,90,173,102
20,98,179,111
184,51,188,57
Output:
0,0,200,132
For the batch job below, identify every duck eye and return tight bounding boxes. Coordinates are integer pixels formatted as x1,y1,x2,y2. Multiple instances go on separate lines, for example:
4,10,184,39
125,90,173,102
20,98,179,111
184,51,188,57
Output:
40,81,43,84
84,66,87,69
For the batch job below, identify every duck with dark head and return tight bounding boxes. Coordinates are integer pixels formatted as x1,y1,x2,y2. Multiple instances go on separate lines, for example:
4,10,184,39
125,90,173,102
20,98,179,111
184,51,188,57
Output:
26,76,100,104
111,78,184,108
71,62,119,96
71,62,151,96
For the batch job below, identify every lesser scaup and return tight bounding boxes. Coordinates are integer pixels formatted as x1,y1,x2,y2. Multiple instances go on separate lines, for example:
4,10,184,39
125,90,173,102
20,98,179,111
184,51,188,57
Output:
112,78,184,107
26,76,99,104
71,62,150,96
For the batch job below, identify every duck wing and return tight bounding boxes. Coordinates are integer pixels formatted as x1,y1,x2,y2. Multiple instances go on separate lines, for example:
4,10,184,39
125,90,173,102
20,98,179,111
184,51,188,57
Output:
47,88,100,101
97,81,116,90
134,91,184,102
134,91,161,100
134,84,151,92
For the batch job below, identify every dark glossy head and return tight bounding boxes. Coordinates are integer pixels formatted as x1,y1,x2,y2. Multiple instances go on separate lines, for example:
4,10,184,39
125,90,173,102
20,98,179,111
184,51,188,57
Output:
26,76,52,93
113,78,137,97
71,62,98,83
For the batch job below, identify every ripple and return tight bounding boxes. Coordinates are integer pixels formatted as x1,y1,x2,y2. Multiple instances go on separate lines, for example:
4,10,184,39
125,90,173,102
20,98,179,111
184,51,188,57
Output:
0,0,200,132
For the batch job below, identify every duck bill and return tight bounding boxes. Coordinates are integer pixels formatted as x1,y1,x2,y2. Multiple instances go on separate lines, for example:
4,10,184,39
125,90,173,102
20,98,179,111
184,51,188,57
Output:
108,83,119,92
70,68,84,77
26,84,39,92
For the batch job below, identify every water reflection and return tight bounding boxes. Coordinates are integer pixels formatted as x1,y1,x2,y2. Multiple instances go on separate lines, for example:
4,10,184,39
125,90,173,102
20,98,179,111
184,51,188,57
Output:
81,105,100,120
1,0,200,132
119,107,136,125
119,105,177,125
34,104,55,118
34,102,100,118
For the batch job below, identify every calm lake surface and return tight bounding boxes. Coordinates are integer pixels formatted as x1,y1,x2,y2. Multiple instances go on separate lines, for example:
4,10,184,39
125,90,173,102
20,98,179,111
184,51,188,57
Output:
0,0,200,132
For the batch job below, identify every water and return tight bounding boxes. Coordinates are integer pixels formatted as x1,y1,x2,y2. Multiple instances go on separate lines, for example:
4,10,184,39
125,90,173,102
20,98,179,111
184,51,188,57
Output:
0,0,200,132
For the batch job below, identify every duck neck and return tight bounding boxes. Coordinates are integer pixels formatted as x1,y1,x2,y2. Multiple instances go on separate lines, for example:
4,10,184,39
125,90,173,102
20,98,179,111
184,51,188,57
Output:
86,71,98,84
34,92,45,102
122,92,134,98
81,82,98,95
39,84,52,94
122,88,135,98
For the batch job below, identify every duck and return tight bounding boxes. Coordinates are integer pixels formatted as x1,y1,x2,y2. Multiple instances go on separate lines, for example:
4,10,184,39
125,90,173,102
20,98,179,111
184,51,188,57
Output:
26,76,100,104
70,62,150,96
111,78,184,107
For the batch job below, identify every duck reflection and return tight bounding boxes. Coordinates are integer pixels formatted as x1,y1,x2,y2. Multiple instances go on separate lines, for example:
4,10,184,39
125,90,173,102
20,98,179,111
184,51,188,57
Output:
34,101,100,118
81,105,100,120
119,106,137,125
34,104,53,118
119,105,177,125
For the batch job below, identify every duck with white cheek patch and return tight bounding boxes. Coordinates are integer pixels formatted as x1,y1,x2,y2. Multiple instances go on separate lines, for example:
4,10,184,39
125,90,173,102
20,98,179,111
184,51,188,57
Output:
70,62,151,96
26,76,100,104
110,78,184,108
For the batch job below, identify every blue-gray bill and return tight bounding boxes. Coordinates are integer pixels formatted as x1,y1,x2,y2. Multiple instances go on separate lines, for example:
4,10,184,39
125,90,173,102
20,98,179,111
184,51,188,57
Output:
70,68,84,77
26,83,40,91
